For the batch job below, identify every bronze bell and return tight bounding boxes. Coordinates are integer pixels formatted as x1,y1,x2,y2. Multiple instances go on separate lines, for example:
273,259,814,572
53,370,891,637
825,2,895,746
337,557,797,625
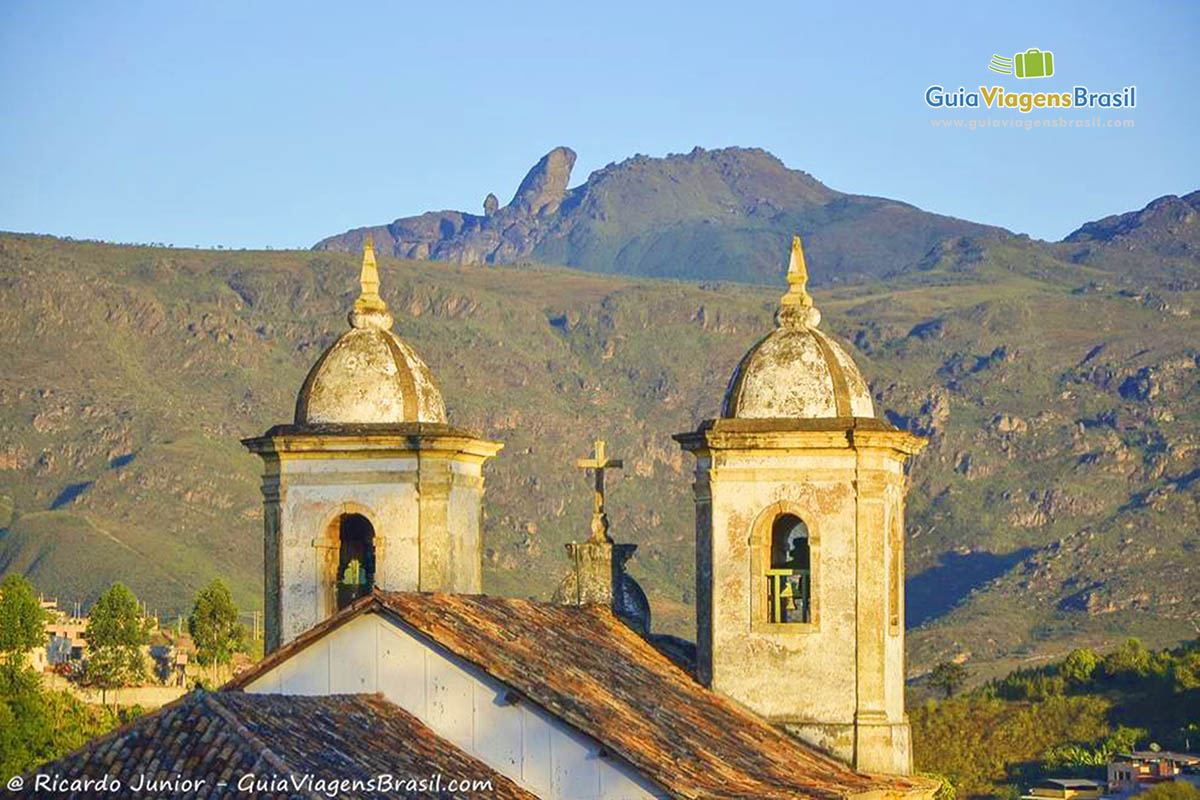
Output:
779,580,796,611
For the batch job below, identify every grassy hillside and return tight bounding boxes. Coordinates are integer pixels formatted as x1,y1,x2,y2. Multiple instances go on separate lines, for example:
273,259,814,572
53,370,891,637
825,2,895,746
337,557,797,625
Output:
0,231,1197,681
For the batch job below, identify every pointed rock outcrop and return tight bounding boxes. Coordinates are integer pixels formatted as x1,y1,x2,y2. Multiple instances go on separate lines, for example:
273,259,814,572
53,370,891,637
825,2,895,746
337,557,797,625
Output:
508,146,576,216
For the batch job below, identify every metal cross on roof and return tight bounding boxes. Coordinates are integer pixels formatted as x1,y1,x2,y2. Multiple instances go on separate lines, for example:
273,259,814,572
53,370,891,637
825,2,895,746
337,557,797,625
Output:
576,439,623,542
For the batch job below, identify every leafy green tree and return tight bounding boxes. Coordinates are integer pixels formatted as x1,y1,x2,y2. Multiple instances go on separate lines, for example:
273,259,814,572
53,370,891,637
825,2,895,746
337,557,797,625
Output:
1170,650,1200,692
929,661,970,698
83,582,148,705
0,664,130,781
0,574,46,677
188,579,247,684
1060,648,1099,687
1041,725,1145,771
1041,742,1106,769
0,667,43,781
1106,725,1145,753
1103,637,1152,683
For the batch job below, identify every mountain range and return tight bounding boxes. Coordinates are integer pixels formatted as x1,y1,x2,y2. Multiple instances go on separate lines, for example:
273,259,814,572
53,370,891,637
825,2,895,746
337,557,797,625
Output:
314,145,1200,290
314,146,1010,284
2,146,1198,684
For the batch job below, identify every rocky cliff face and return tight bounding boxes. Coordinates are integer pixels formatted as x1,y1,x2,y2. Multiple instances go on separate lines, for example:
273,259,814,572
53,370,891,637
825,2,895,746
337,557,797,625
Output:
314,146,578,268
1056,191,1200,285
509,146,575,216
313,146,1006,284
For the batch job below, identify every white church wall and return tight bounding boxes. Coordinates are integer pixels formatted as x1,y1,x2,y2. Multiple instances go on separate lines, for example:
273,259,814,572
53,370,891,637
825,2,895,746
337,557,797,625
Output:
243,612,666,800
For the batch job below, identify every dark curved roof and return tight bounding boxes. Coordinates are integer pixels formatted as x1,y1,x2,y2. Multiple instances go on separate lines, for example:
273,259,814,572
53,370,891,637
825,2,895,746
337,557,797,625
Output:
21,691,534,800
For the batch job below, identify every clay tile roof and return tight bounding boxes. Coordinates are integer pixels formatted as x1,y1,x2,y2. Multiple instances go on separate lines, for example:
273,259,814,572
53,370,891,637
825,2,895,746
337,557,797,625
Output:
229,592,929,800
21,691,534,800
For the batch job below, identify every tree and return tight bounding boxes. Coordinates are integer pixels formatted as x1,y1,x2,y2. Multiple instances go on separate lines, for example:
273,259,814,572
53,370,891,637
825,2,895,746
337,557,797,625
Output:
83,583,148,705
0,667,129,781
929,661,970,698
0,575,46,677
1103,637,1151,683
1041,725,1146,771
188,579,246,684
1170,650,1200,692
1060,648,1099,687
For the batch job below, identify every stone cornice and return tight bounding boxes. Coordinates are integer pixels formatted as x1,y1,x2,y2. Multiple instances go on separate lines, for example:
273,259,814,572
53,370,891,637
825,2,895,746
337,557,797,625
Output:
674,417,926,457
242,422,503,462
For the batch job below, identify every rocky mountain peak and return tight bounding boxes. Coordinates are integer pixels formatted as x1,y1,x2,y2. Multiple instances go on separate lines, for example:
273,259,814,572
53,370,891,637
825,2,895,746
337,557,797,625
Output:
509,146,576,216
1066,191,1200,245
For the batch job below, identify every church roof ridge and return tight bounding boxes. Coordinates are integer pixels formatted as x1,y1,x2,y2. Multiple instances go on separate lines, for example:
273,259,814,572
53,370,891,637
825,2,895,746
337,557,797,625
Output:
225,590,930,800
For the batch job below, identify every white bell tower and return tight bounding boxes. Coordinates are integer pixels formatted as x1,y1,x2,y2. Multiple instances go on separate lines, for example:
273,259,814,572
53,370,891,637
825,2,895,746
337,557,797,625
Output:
243,238,501,652
675,237,925,773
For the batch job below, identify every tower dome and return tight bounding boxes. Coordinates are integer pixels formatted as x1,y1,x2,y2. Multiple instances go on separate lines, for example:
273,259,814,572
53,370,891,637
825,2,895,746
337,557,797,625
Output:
721,237,873,419
294,237,446,425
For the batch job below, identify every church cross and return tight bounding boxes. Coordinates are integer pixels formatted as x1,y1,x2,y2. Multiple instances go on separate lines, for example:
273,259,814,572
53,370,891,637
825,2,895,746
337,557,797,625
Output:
576,439,622,542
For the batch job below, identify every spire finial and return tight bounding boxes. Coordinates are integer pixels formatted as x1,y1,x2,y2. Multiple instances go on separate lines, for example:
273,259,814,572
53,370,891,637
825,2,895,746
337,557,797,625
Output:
349,234,393,330
776,235,821,329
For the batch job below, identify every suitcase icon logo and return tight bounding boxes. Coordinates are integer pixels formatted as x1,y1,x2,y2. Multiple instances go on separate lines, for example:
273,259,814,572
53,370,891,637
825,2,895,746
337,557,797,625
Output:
989,48,1055,79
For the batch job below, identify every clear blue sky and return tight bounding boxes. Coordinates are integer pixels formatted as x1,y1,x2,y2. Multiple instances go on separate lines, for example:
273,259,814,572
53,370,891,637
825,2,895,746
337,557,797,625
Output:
1,0,1196,248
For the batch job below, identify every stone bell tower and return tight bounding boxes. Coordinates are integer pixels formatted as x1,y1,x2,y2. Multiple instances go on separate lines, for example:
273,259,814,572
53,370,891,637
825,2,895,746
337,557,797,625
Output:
674,237,925,774
243,238,502,653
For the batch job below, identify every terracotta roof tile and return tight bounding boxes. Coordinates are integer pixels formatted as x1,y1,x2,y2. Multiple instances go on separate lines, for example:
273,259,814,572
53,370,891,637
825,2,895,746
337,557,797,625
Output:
229,592,931,800
21,691,534,799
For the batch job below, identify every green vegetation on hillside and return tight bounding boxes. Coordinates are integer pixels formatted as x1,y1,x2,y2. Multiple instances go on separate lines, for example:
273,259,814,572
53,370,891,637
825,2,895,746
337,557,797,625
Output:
0,229,1197,681
913,638,1200,798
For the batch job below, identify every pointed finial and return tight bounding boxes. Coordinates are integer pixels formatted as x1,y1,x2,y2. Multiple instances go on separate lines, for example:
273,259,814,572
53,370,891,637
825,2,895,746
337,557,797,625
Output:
776,235,820,329
787,235,808,293
349,234,393,330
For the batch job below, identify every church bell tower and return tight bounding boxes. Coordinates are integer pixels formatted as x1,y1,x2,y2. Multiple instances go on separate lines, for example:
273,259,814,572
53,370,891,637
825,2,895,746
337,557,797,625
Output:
674,237,925,774
243,238,502,652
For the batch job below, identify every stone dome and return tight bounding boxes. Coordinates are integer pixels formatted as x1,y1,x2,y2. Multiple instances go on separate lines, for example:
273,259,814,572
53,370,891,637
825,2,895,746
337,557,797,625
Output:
721,236,874,420
294,238,447,425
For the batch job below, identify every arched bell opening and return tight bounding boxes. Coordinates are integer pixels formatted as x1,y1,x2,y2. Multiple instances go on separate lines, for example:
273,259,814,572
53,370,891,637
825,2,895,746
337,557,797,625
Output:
767,513,811,624
334,513,375,610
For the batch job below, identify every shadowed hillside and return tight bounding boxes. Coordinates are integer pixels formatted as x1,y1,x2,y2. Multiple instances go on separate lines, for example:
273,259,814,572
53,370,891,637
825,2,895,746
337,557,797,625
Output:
1,219,1198,681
